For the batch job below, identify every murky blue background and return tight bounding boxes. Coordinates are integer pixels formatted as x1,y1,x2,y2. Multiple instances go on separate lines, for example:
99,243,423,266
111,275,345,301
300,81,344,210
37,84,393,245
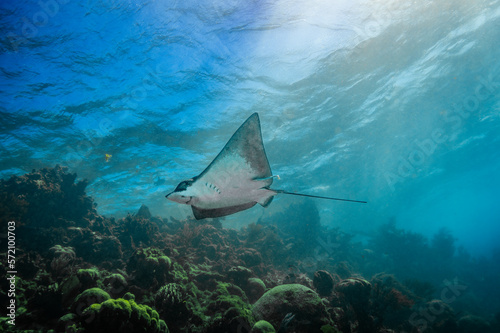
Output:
1,0,499,256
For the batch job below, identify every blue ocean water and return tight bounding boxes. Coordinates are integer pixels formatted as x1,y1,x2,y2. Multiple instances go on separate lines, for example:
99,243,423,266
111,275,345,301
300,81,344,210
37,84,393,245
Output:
1,0,500,257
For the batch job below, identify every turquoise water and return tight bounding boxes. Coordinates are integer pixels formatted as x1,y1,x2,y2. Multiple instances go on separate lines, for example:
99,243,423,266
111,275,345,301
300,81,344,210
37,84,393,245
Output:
1,0,500,256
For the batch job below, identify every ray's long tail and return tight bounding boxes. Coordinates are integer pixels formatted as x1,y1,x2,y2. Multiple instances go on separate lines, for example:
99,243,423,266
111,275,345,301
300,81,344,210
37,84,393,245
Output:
276,190,367,203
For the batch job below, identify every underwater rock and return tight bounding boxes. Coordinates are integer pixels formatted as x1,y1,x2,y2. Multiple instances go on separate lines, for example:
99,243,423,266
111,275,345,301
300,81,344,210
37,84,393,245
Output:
368,273,415,330
123,292,135,301
81,298,168,333
228,266,254,285
457,315,490,333
103,273,128,297
136,204,152,219
320,324,342,333
283,271,314,290
56,313,79,333
417,300,457,333
334,262,353,279
48,245,76,277
92,234,123,263
313,270,335,297
25,281,65,323
370,273,414,307
0,166,97,232
118,214,161,250
60,275,82,306
77,268,101,290
245,278,267,303
189,264,224,290
154,283,191,326
153,282,207,332
72,288,111,315
335,277,371,308
251,320,276,333
155,283,183,305
242,224,287,266
127,247,173,289
202,281,255,333
335,277,373,333
252,284,332,332
238,248,263,267
67,228,123,265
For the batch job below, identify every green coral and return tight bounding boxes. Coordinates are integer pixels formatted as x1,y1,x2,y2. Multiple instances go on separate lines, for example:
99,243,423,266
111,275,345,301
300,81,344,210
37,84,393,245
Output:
60,275,82,305
245,278,267,303
82,298,168,333
188,263,223,284
102,273,128,296
127,248,173,288
72,288,110,314
77,268,101,289
171,262,188,284
205,282,254,331
320,324,342,333
252,284,332,332
252,320,276,333
57,313,79,333
154,283,188,320
154,282,208,332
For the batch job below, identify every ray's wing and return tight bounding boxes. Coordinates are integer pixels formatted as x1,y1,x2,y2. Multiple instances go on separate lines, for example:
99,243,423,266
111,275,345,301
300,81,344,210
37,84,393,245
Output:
196,113,273,191
192,202,257,219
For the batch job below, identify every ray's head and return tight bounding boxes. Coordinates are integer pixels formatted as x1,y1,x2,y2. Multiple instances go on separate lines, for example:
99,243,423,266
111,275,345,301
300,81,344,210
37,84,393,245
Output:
165,178,195,205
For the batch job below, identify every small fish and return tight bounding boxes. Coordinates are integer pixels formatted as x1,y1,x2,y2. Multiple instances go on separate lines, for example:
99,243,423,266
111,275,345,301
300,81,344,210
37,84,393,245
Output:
105,154,112,162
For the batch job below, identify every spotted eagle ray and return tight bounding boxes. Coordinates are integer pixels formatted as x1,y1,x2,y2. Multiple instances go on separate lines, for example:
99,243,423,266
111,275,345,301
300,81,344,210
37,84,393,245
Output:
166,113,366,219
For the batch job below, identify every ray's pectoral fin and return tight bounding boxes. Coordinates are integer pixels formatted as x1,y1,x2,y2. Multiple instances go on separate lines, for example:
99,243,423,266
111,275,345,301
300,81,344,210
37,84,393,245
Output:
259,196,274,207
256,189,276,207
192,202,258,220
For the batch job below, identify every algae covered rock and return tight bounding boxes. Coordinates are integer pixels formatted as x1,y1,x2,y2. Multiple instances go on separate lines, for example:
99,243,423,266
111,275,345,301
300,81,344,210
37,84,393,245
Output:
313,270,335,297
127,247,173,289
335,277,371,308
103,273,128,296
245,278,267,303
228,266,253,284
72,287,110,314
0,165,96,230
60,275,82,306
82,298,168,333
77,268,101,289
154,283,191,325
251,320,276,333
57,313,79,333
335,278,373,332
204,281,255,333
457,314,490,333
154,282,206,332
252,284,332,332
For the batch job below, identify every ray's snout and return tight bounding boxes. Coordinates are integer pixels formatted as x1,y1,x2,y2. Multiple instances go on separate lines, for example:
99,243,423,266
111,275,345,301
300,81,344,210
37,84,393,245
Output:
165,192,192,205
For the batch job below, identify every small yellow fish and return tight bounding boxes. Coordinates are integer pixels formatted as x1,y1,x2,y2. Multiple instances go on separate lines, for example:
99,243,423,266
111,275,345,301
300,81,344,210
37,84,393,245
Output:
105,154,112,162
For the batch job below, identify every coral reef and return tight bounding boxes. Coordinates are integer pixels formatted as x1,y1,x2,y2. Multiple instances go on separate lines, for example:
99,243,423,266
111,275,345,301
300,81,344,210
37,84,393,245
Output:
81,298,168,333
0,166,498,333
252,284,332,332
127,247,173,290
314,270,335,297
251,320,276,333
